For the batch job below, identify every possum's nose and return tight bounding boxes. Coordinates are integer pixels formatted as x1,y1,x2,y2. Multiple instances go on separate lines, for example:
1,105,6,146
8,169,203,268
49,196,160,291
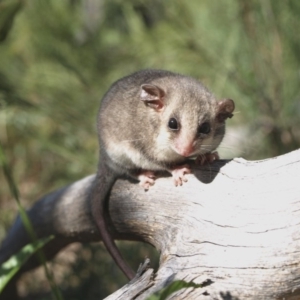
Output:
173,139,194,157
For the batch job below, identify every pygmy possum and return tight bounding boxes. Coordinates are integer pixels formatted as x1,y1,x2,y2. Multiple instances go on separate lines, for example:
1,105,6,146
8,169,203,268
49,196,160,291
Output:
89,69,235,280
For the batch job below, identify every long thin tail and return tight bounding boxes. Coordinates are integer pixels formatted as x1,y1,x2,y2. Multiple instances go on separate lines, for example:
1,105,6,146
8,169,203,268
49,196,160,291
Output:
90,160,135,280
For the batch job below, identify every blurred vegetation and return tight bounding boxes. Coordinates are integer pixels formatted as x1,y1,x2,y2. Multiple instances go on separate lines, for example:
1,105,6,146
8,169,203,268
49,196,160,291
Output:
0,0,299,299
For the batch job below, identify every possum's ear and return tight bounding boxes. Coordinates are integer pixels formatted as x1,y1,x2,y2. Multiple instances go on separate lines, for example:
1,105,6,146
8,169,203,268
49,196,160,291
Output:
216,99,235,122
140,84,165,111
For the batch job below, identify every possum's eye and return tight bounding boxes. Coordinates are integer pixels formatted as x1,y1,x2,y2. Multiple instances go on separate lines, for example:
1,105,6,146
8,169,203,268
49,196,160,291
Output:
198,122,211,134
168,118,179,130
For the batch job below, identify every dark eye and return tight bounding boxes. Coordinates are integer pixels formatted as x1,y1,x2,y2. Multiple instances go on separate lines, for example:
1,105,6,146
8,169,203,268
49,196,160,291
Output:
198,122,211,134
168,118,179,130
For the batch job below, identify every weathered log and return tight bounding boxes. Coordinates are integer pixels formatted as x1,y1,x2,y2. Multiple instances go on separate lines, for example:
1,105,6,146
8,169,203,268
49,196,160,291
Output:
1,149,300,299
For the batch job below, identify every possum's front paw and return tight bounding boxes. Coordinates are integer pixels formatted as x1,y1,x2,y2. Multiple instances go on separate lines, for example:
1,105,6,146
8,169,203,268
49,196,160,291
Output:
196,151,219,165
170,164,191,186
138,171,156,190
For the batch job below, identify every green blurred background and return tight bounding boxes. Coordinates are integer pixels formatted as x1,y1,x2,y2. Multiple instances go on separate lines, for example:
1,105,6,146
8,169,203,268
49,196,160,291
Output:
0,0,299,299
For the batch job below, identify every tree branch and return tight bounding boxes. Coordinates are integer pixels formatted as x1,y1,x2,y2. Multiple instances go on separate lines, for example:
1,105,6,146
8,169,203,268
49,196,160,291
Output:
1,150,300,299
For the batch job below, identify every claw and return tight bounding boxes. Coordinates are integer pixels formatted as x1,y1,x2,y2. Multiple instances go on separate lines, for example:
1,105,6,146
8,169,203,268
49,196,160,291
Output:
170,164,191,187
196,151,219,165
138,171,156,190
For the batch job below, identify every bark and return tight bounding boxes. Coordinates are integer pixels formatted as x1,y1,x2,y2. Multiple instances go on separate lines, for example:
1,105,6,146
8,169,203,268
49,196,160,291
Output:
1,149,300,299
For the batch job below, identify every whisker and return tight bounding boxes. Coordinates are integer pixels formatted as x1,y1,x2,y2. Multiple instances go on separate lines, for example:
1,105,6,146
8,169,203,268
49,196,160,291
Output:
120,137,147,143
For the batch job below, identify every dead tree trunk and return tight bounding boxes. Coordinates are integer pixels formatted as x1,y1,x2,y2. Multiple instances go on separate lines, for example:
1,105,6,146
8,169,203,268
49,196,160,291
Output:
1,149,300,299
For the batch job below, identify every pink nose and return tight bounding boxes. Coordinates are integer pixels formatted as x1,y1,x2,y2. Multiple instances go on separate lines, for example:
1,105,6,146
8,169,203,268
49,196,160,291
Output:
174,143,194,157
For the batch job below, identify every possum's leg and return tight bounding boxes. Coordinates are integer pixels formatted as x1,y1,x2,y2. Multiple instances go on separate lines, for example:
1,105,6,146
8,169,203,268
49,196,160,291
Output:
137,163,192,189
169,164,191,186
138,171,156,190
196,151,219,165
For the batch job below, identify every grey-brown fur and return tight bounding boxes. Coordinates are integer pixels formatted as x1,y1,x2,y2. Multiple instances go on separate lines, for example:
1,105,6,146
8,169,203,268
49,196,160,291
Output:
90,69,235,280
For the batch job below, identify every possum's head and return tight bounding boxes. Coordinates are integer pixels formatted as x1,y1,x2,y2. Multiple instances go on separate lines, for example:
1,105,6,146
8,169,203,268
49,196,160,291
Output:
140,77,234,163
